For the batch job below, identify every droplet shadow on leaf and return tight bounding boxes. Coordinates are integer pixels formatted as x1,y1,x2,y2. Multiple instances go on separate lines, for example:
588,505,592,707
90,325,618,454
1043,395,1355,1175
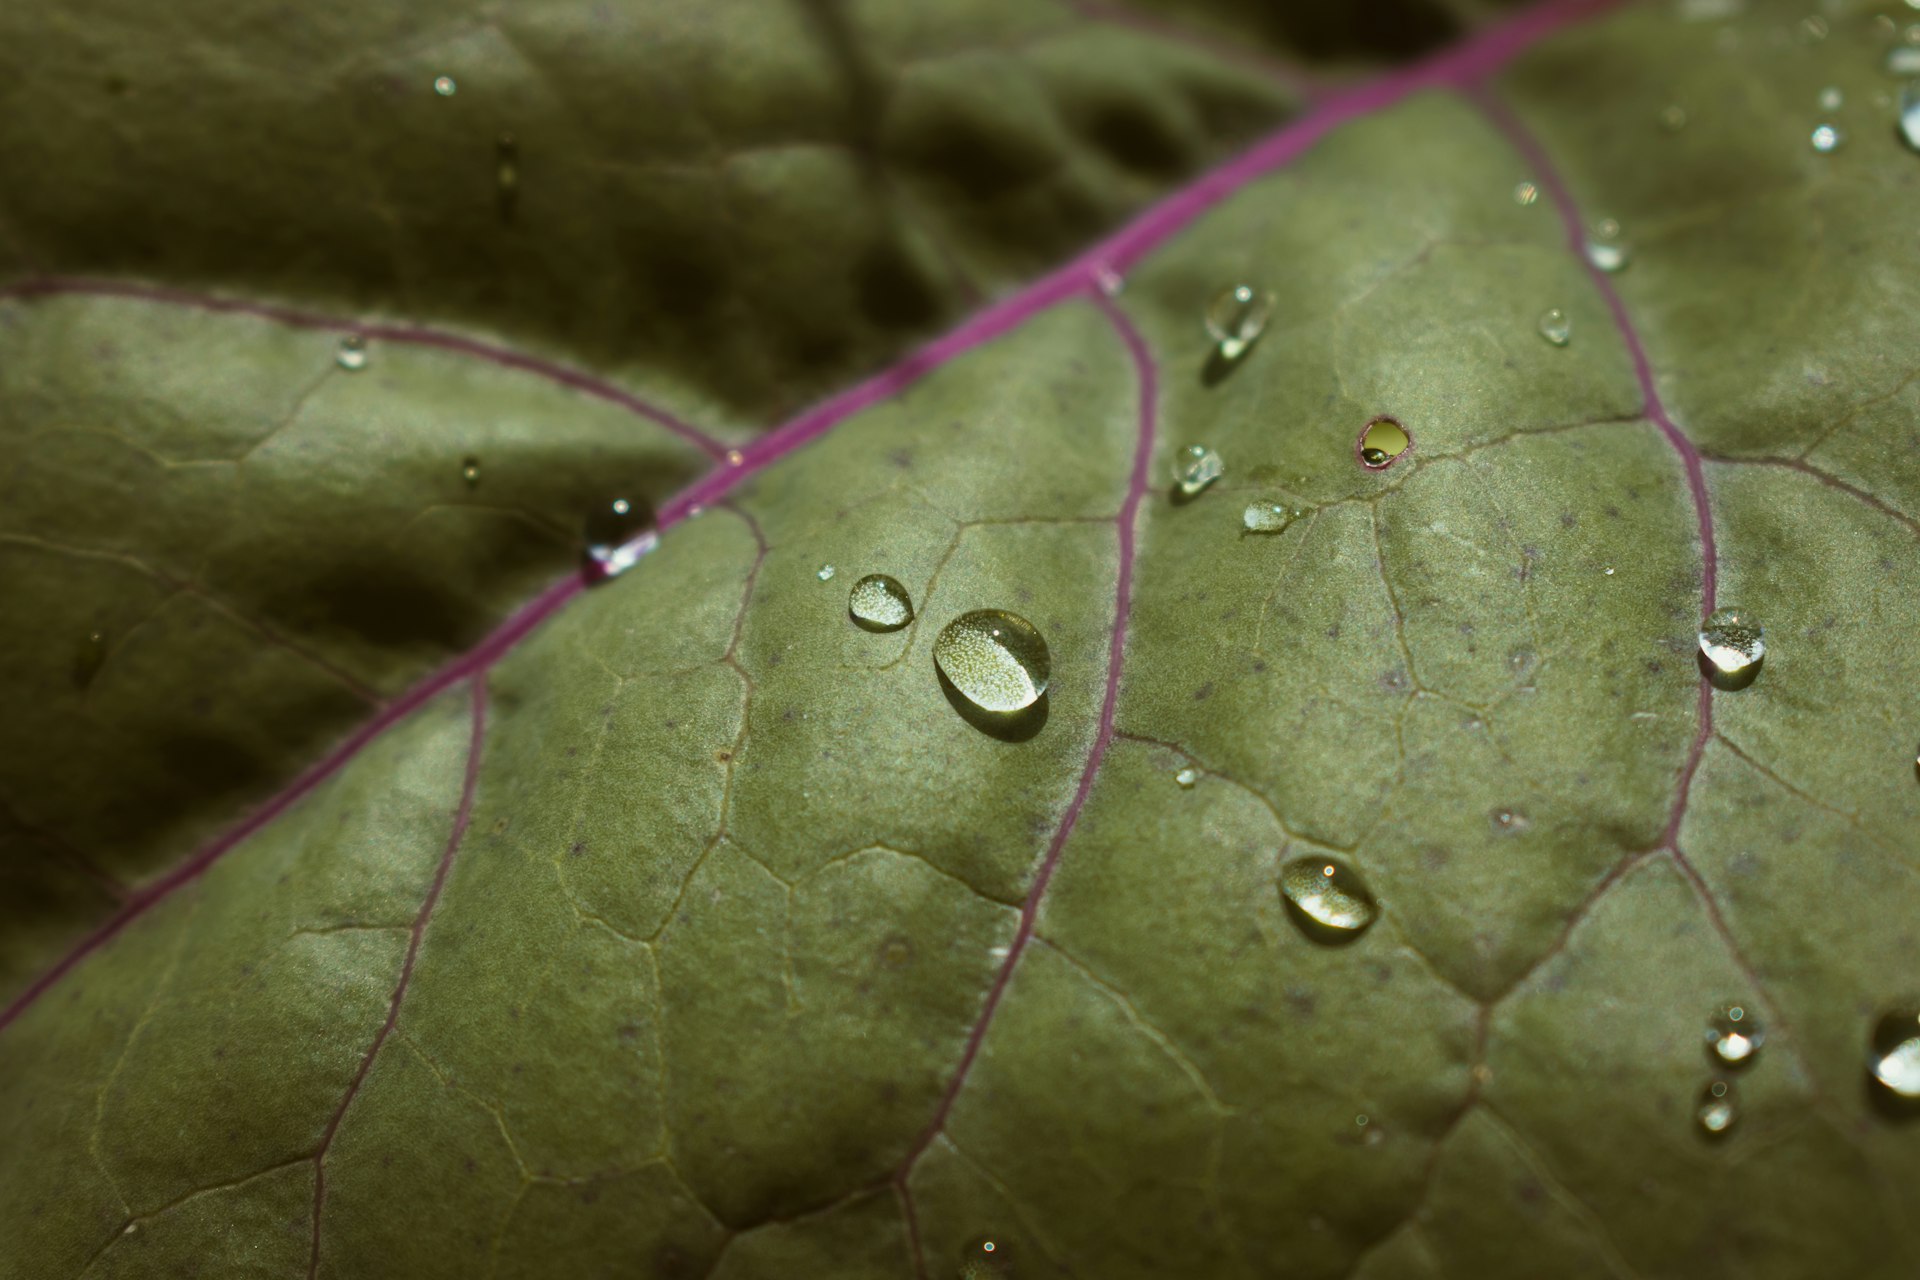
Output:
1698,650,1760,691
1199,343,1255,388
938,669,1048,741
1864,1072,1920,1123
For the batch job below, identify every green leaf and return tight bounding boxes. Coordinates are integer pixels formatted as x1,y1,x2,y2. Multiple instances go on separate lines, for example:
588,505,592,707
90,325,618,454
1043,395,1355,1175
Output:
5,1,1920,1278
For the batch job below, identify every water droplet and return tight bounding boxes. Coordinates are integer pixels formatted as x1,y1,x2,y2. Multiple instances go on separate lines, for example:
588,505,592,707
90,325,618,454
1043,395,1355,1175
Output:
1900,84,1920,153
816,564,835,582
934,610,1050,713
1173,444,1224,497
1278,856,1378,940
1817,87,1843,111
725,449,744,466
1869,1006,1920,1099
1175,766,1199,789
495,133,519,222
1203,284,1274,360
335,335,368,370
433,75,457,96
582,496,656,579
1909,20,1920,43
461,455,481,487
1889,46,1920,75
1242,500,1297,534
1660,104,1689,133
1093,261,1125,296
1537,308,1571,346
1491,808,1530,834
1810,123,1844,153
848,574,913,632
1697,1079,1739,1136
1513,180,1540,205
1707,1004,1764,1067
73,630,108,689
1585,220,1630,273
1698,606,1764,680
1358,417,1411,471
960,1234,1015,1278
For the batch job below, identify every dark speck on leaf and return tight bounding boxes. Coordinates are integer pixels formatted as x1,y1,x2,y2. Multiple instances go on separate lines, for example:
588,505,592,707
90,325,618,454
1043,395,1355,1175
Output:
1193,682,1214,701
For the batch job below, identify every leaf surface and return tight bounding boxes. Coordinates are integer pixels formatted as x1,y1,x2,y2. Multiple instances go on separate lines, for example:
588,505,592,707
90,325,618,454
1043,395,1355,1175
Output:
4,1,1919,1278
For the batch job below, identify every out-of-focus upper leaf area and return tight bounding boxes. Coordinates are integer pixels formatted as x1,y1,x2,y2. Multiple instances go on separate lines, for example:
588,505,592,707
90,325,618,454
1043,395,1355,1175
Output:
2,0,1918,1277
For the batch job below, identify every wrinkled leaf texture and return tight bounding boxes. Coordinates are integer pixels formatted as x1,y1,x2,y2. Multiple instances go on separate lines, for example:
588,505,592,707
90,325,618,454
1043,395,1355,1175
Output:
2,0,1918,1276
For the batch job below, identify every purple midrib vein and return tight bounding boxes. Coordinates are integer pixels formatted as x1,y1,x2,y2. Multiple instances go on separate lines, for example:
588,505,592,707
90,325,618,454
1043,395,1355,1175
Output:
0,0,1629,1043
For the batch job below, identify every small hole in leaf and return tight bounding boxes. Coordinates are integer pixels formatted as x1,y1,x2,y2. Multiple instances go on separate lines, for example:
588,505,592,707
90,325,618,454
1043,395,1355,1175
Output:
1358,417,1411,470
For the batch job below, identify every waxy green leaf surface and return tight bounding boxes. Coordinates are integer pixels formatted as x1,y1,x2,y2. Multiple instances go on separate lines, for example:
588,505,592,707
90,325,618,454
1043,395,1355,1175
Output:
3,0,1918,1276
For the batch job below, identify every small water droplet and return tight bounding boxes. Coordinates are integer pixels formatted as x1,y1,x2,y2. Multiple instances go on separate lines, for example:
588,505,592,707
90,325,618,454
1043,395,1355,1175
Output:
1173,444,1224,497
1203,284,1274,360
1585,220,1630,273
1660,103,1689,133
1358,417,1411,471
1699,606,1764,680
1513,180,1540,205
1899,84,1920,153
1817,87,1843,112
433,75,457,97
73,630,108,689
582,496,656,579
960,1234,1015,1278
1707,1004,1765,1067
1242,500,1296,534
1869,1006,1920,1100
934,610,1050,714
848,574,913,632
461,455,481,487
1093,261,1125,296
1697,1079,1739,1136
1278,856,1378,940
1491,808,1530,834
1537,308,1572,346
1603,565,1615,576
1175,766,1199,789
816,564,835,582
335,335,368,370
1810,123,1844,153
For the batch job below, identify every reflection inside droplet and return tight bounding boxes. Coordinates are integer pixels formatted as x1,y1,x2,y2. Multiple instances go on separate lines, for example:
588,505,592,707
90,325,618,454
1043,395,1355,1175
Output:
934,610,1051,714
1278,856,1378,940
1358,417,1411,471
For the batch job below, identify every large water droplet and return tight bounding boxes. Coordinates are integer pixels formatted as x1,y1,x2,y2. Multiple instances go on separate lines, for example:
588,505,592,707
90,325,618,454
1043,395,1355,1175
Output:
1585,220,1630,273
1204,284,1274,360
335,335,368,370
934,610,1050,713
582,496,655,579
1358,417,1411,471
433,75,457,96
848,574,913,632
1699,606,1764,682
1869,1006,1920,1099
1242,500,1298,534
1278,856,1378,940
1173,444,1224,497
959,1234,1015,1278
1706,1004,1764,1067
1810,123,1845,153
1697,1079,1738,1136
1538,308,1571,346
1900,84,1920,153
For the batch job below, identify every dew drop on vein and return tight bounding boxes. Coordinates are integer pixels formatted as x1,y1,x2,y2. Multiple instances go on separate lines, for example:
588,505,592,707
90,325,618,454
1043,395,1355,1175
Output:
960,1233,1015,1278
1538,308,1571,346
1707,1004,1764,1067
1585,219,1630,273
1243,500,1299,534
1278,856,1378,940
848,574,913,632
934,610,1050,714
1869,1006,1920,1100
1173,444,1224,497
335,335,368,370
1697,1079,1738,1136
1699,606,1764,680
1204,284,1274,360
582,495,655,579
